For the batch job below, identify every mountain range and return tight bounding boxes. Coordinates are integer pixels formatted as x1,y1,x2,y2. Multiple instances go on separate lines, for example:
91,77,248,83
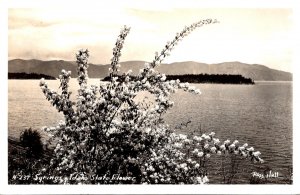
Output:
8,59,292,81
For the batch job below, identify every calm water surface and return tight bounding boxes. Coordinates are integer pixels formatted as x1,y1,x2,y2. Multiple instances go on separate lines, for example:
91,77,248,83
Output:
8,79,292,184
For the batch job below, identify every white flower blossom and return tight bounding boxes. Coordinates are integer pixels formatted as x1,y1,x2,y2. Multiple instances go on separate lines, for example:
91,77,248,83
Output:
220,145,226,151
144,127,151,134
144,63,150,69
229,144,236,149
248,147,255,152
253,151,261,157
194,89,201,94
213,138,220,144
161,74,166,81
174,142,183,149
238,146,245,151
197,152,204,157
179,134,187,140
224,139,230,145
193,136,202,142
39,78,45,86
243,143,248,148
210,146,217,153
202,176,209,184
204,143,209,149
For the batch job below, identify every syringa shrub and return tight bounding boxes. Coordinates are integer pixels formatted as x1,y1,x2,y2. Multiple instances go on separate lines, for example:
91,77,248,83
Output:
39,19,263,184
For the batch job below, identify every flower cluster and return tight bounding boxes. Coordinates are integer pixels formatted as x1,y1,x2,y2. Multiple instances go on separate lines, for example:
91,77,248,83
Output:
137,131,263,184
39,19,263,184
110,25,131,77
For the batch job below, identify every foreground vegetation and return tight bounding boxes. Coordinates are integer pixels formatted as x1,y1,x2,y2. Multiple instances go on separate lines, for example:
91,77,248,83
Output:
8,129,53,184
9,128,292,184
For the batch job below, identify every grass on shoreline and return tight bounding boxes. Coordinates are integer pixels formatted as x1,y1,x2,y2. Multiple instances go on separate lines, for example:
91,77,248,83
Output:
8,137,54,184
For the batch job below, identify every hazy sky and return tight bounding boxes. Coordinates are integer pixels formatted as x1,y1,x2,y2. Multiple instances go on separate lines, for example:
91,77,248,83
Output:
8,6,293,72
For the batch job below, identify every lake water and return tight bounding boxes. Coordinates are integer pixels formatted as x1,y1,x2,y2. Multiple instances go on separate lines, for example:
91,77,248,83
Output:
8,79,293,184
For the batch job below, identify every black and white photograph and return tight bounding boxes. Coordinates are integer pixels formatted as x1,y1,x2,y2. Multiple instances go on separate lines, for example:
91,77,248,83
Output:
1,0,299,194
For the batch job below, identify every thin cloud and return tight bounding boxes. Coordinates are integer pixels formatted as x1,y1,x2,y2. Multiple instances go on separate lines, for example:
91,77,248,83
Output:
8,8,293,72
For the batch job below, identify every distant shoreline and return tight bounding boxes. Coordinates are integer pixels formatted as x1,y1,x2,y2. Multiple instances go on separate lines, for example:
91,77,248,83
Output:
102,74,255,84
8,72,56,80
165,74,255,84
